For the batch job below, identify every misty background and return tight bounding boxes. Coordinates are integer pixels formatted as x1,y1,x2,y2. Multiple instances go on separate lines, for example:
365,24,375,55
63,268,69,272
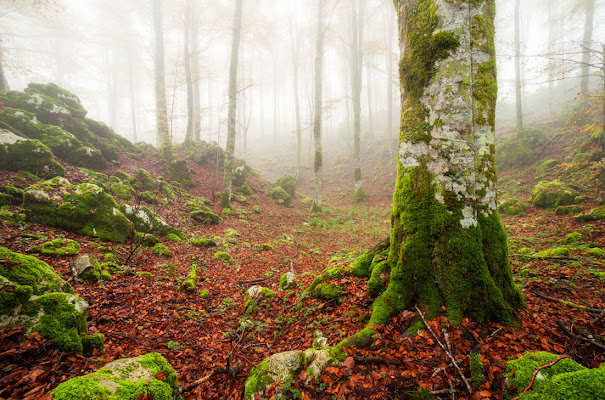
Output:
1,0,603,155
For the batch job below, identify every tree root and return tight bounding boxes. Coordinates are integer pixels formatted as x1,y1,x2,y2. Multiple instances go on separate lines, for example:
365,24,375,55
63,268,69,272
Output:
511,355,567,400
531,291,605,314
416,306,472,395
557,320,605,351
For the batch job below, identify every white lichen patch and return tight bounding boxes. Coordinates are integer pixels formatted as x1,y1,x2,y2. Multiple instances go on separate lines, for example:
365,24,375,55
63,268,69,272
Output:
14,111,24,117
0,129,27,145
26,189,51,202
460,205,477,228
32,116,39,124
246,285,263,299
50,103,70,115
27,94,44,106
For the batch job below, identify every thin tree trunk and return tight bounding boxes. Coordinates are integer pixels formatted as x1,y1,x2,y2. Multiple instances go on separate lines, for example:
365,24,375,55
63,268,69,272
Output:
581,0,594,93
128,49,138,143
352,0,366,202
273,52,278,144
312,0,324,212
514,0,523,131
289,19,303,181
547,0,556,119
207,79,213,141
153,0,170,155
191,0,201,142
0,34,9,92
221,0,243,208
184,0,194,146
386,1,394,141
366,60,373,137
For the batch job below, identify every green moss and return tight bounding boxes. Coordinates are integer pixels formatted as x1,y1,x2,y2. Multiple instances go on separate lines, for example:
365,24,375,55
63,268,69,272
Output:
575,205,605,222
0,135,65,179
555,205,581,215
275,174,296,197
244,359,271,399
214,251,231,261
470,352,485,387
135,168,156,191
113,170,135,184
190,207,220,225
152,243,171,257
499,198,527,216
110,182,134,201
352,187,368,203
167,158,193,188
140,191,159,204
179,264,197,292
121,205,183,240
270,186,292,207
257,243,274,251
0,246,73,297
199,290,210,299
496,127,549,170
279,272,296,290
565,232,583,243
367,261,390,298
82,333,105,356
586,247,605,257
190,238,217,247
530,180,582,208
27,238,81,256
100,270,112,281
313,283,343,303
166,233,182,243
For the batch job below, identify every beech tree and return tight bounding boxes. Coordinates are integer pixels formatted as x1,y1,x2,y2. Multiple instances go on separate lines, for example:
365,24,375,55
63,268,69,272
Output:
580,0,594,93
152,0,170,154
351,0,367,202
222,0,243,208
344,0,524,343
312,0,325,212
514,0,523,130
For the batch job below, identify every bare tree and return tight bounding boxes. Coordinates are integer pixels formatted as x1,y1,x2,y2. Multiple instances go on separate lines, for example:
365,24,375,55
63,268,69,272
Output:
221,0,243,209
184,0,194,146
351,0,367,202
312,0,325,212
289,17,303,181
152,0,170,155
581,0,595,93
514,0,523,130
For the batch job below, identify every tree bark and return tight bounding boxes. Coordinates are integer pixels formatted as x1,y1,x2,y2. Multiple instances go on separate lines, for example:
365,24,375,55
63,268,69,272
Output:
581,0,594,93
312,0,324,212
385,2,394,142
514,0,523,131
128,48,138,143
184,0,194,146
0,34,10,92
351,0,366,202
221,0,243,209
152,0,170,155
191,0,201,142
547,0,556,119
346,0,524,339
289,19,303,182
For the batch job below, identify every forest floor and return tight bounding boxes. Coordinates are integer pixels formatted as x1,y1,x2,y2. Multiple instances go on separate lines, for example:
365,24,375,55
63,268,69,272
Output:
0,133,604,400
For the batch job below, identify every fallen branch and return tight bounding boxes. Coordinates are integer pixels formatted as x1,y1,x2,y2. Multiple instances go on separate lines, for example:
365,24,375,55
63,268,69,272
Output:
352,355,403,365
511,355,567,400
68,260,78,285
557,320,605,351
172,363,242,400
415,306,472,395
532,291,605,314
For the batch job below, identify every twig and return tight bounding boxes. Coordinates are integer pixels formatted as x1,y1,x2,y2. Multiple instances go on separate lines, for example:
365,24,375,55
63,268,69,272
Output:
415,306,472,394
172,363,242,400
352,355,403,365
488,327,503,338
532,291,605,314
511,355,567,400
557,320,605,351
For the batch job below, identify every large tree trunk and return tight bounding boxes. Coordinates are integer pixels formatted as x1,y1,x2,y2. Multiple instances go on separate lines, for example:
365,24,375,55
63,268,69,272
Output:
385,2,394,142
152,0,170,155
183,0,194,146
312,0,324,212
221,0,243,209
128,48,138,143
350,0,524,336
514,0,523,130
547,0,556,119
580,0,594,93
351,0,366,202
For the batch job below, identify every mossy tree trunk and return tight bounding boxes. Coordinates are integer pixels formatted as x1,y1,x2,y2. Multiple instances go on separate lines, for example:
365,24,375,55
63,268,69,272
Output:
222,0,243,209
369,0,523,328
191,0,201,143
312,0,324,212
152,0,171,156
183,0,194,146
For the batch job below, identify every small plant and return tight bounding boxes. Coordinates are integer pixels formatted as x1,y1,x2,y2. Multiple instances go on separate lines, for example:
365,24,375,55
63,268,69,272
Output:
166,340,181,350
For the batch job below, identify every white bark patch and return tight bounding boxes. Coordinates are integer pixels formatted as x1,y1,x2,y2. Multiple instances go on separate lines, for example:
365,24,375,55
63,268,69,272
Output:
460,205,477,228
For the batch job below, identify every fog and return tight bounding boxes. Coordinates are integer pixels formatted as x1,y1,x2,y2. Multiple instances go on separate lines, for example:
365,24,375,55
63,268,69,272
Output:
1,0,603,150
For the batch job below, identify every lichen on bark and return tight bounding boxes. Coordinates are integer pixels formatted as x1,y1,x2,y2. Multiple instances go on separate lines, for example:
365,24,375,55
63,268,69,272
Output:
362,0,523,331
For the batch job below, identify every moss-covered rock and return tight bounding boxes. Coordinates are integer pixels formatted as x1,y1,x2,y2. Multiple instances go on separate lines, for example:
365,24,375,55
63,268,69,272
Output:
74,254,102,283
565,232,583,243
313,283,344,303
51,352,179,400
270,186,292,207
586,247,605,257
279,272,296,290
166,158,193,188
187,140,225,166
199,289,210,299
499,198,527,216
555,205,581,215
0,130,65,178
504,351,604,399
0,185,24,206
213,251,230,261
152,243,171,257
496,126,549,170
179,264,197,293
244,285,274,314
135,168,156,191
275,174,296,198
134,232,160,247
140,191,159,204
23,177,134,243
190,207,220,225
530,180,583,208
575,205,605,222
27,238,80,256
121,204,183,239
190,237,217,247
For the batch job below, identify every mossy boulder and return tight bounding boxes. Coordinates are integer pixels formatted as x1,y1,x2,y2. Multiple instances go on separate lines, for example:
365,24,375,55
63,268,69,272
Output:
496,126,549,170
313,283,344,303
499,198,527,216
555,205,581,215
565,232,583,243
275,174,296,198
191,207,220,225
166,158,193,188
23,177,134,243
134,232,160,247
270,186,292,207
575,205,605,222
121,205,183,239
135,168,155,191
109,182,134,201
27,238,81,256
0,130,65,178
0,247,102,355
152,243,171,257
186,140,225,166
140,191,159,204
0,185,24,206
74,254,102,283
279,272,296,291
213,251,230,261
504,351,605,399
244,285,274,314
26,82,88,119
190,237,217,247
530,180,583,208
51,352,179,400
